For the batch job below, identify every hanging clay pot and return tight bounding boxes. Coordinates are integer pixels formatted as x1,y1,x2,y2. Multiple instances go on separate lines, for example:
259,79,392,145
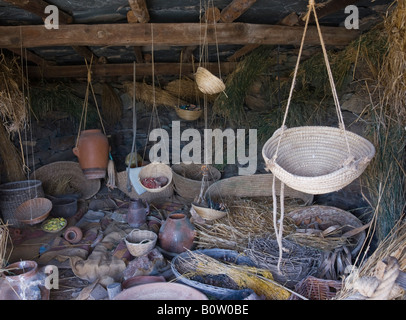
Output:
158,212,195,254
73,129,109,180
0,260,41,300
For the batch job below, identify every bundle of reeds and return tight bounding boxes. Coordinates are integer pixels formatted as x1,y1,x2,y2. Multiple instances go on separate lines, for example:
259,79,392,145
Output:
336,216,405,300
0,54,27,134
165,77,217,104
380,0,406,125
176,250,292,300
101,83,122,127
0,220,11,268
124,81,187,107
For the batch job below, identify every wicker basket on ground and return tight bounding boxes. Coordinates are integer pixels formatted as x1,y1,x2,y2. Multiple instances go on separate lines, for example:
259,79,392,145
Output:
289,276,342,300
125,229,157,257
172,163,221,202
14,197,52,226
138,163,173,194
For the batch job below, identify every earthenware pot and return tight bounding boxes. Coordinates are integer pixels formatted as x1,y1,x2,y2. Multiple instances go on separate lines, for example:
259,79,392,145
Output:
158,212,195,254
126,199,150,228
73,129,109,179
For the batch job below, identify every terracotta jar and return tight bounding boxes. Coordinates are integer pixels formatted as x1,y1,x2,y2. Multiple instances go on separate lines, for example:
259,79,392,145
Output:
0,260,40,300
73,129,109,179
158,212,195,254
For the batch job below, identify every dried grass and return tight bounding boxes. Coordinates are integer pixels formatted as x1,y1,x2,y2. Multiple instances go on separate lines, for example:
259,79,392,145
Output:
164,77,217,104
0,220,12,268
101,83,122,126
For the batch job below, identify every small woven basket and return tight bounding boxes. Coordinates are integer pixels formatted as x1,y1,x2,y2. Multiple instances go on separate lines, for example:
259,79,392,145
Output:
138,163,173,193
289,276,342,300
191,203,227,220
175,106,203,121
195,67,225,95
125,229,157,257
15,197,52,226
262,126,375,194
172,163,221,201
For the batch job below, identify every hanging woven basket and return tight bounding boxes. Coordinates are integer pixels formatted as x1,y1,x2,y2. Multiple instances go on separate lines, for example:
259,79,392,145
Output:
262,126,375,195
175,106,203,121
195,67,225,95
138,162,173,193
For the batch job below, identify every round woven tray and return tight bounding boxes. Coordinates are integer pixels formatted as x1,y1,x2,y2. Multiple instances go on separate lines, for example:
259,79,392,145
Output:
171,249,256,299
262,126,375,194
191,203,227,220
33,161,100,199
172,163,221,201
138,163,173,193
125,229,157,257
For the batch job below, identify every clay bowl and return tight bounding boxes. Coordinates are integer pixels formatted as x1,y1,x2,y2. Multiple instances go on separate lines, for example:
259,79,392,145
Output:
50,197,78,218
15,198,52,225
114,282,208,300
121,275,166,290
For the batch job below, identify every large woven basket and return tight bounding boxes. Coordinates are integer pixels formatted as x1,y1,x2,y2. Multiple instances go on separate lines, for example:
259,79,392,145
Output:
172,163,221,201
287,205,366,256
0,180,44,227
175,106,203,121
195,67,225,95
171,249,256,299
125,229,157,257
204,173,313,205
138,163,173,193
262,126,375,195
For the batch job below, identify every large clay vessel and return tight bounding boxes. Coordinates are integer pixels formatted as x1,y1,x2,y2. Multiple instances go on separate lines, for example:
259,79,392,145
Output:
158,212,195,254
73,129,109,179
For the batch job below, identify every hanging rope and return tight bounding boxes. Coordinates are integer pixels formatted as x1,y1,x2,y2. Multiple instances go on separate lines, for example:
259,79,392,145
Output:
127,62,138,192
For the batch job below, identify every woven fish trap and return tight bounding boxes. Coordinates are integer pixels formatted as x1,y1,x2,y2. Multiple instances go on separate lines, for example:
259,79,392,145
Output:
204,173,313,205
289,276,342,300
175,106,203,121
195,67,225,95
262,126,375,195
125,229,157,257
138,163,173,193
0,180,44,227
172,163,221,201
245,237,323,289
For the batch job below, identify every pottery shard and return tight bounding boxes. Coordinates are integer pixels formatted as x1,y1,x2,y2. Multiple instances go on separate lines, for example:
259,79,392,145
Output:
123,248,166,280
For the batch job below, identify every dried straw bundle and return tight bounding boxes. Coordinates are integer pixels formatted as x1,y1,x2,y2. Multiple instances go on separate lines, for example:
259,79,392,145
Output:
124,81,187,107
336,218,406,300
0,54,27,133
195,67,225,95
380,0,406,125
194,197,298,251
176,250,291,300
0,220,11,268
164,77,218,103
102,83,122,126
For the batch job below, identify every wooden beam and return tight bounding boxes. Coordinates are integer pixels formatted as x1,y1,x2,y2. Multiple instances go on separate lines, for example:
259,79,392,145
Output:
2,0,73,24
27,62,237,79
0,23,359,48
7,47,55,67
220,0,257,23
300,0,364,23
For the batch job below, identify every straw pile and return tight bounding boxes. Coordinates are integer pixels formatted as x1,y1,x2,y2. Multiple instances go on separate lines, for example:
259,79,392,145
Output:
175,250,291,300
124,81,187,107
164,77,218,104
194,197,299,251
0,220,11,268
102,83,122,126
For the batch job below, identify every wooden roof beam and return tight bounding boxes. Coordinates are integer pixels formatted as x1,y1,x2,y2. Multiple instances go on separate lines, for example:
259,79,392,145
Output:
0,23,359,48
220,0,257,23
127,0,150,63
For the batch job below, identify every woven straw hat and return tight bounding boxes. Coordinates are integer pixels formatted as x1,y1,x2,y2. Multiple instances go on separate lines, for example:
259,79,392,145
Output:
33,161,101,199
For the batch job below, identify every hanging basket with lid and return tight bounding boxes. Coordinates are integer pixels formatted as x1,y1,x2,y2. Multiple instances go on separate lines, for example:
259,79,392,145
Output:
261,0,375,195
